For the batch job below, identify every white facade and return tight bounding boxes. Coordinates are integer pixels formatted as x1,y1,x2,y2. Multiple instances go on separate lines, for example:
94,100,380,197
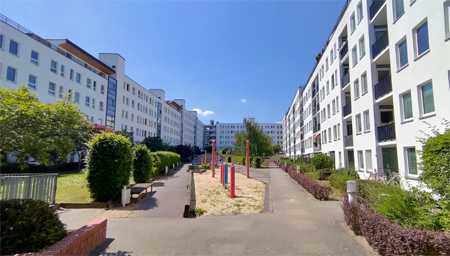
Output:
216,118,283,149
282,0,450,188
195,118,204,149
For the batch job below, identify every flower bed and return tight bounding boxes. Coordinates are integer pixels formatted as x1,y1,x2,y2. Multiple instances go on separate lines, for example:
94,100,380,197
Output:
281,164,331,200
342,196,450,255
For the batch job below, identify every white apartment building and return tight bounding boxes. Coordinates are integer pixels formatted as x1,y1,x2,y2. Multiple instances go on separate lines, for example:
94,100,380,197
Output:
283,0,450,188
0,13,204,147
195,119,204,149
216,118,283,149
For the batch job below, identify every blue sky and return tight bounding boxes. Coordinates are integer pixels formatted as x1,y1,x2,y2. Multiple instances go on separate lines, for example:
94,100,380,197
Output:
1,0,344,123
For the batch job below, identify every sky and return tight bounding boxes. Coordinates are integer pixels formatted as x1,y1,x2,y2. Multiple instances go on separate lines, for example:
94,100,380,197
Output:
1,0,345,123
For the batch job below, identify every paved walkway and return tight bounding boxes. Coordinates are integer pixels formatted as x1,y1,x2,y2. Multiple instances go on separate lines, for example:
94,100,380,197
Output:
98,168,376,256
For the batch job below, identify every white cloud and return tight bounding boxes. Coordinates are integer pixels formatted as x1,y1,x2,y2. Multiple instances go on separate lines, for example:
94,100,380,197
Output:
240,98,247,103
192,108,215,117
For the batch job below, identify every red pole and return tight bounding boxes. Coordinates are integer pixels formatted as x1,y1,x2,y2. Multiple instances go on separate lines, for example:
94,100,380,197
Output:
230,163,236,198
220,164,224,185
211,140,216,177
246,139,250,178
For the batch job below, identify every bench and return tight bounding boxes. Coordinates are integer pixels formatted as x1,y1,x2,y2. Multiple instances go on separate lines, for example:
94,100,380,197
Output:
129,182,154,200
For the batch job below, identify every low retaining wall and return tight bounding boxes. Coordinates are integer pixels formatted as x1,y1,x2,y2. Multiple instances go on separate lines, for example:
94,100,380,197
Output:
38,218,107,256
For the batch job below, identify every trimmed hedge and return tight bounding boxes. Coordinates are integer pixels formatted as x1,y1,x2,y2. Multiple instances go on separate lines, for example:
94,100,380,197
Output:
342,196,450,255
133,144,152,183
281,164,331,200
87,132,133,202
150,151,181,176
0,199,67,254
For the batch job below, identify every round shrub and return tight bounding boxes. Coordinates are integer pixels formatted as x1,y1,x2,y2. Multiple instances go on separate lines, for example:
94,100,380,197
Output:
329,168,359,192
0,199,67,254
133,144,152,183
150,151,180,175
87,132,133,202
311,153,334,170
252,157,262,168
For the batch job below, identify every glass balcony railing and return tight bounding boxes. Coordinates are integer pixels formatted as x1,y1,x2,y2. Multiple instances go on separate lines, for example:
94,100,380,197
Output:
374,78,392,99
369,0,386,20
341,73,350,87
344,136,353,147
343,104,352,117
377,123,396,142
372,32,389,58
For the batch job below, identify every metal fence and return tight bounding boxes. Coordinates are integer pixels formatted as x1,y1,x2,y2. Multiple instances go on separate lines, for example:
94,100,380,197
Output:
0,173,58,204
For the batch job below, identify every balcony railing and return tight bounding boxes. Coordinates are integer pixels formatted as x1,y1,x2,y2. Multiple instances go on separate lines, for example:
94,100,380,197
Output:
377,123,396,142
339,41,348,59
344,136,353,147
369,0,386,20
341,73,350,87
343,104,352,117
374,78,392,99
372,32,389,58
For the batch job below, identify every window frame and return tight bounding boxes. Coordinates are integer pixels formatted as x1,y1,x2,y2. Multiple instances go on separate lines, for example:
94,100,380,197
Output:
417,80,435,118
393,0,405,22
354,79,360,100
350,13,356,34
357,1,364,24
361,72,368,95
30,50,39,65
404,147,418,177
28,74,37,89
445,0,450,40
50,60,58,73
48,82,56,96
358,35,366,60
363,110,370,132
355,114,362,134
413,19,430,59
365,150,372,171
6,66,16,83
400,90,413,122
9,39,18,56
396,37,409,71
358,150,364,171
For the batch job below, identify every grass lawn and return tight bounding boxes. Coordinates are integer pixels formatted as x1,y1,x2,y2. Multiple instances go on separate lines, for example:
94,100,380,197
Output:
56,171,93,203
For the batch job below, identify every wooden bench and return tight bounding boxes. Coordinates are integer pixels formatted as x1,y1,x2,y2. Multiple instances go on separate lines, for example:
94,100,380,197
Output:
130,182,154,200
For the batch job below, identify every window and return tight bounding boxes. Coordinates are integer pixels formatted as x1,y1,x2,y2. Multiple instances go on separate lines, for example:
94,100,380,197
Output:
350,13,356,33
92,98,95,109
48,82,56,96
393,0,405,21
60,65,65,77
87,78,92,88
332,99,336,115
419,81,435,115
354,79,360,99
365,150,372,170
363,110,370,132
405,147,418,175
93,81,97,91
76,73,81,83
85,96,90,107
328,128,332,143
0,34,3,49
30,50,39,65
356,114,362,134
101,84,105,94
50,60,57,73
357,1,363,24
445,1,450,39
336,96,340,113
414,21,430,57
9,40,18,56
361,73,368,95
70,69,74,80
352,46,358,67
333,125,337,141
358,151,364,171
28,74,37,89
58,86,64,98
326,81,330,95
400,91,413,121
99,101,104,111
74,92,80,104
359,36,366,59
6,66,16,82
396,38,408,69
327,104,331,118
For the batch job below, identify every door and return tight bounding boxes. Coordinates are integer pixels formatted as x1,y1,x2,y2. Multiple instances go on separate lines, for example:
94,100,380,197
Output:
347,150,355,169
382,147,398,177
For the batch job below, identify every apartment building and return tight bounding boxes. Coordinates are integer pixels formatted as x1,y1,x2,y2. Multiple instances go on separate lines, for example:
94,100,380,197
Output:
195,119,204,149
203,120,217,148
282,0,450,188
216,118,283,149
0,13,204,147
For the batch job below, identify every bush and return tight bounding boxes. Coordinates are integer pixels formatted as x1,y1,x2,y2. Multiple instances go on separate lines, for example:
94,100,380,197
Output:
150,153,161,176
329,168,359,192
133,144,152,183
311,153,334,170
421,130,450,199
252,157,262,168
296,161,315,173
227,156,232,163
342,196,450,255
150,151,181,175
0,199,67,254
284,165,331,200
87,132,133,202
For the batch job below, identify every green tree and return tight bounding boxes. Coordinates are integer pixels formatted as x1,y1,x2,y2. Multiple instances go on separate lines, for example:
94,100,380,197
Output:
142,136,168,151
234,122,274,156
133,144,152,183
0,87,90,167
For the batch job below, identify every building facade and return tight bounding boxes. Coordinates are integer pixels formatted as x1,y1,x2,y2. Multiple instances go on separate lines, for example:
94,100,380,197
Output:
282,0,450,188
0,13,204,147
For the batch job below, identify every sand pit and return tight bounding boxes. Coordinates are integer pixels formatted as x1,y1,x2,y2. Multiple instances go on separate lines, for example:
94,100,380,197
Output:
194,168,265,216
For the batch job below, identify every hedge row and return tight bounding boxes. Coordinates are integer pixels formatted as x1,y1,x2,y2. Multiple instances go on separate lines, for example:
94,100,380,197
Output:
150,151,181,176
342,196,450,255
280,164,331,200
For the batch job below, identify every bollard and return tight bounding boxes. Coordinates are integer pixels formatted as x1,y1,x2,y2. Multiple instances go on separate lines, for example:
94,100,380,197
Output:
121,186,130,207
224,164,229,187
165,166,169,176
220,164,224,185
346,180,357,206
230,163,236,198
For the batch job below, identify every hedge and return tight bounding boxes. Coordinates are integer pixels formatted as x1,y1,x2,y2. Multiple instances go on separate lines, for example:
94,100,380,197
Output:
281,164,331,200
150,151,181,176
133,144,152,183
342,196,450,255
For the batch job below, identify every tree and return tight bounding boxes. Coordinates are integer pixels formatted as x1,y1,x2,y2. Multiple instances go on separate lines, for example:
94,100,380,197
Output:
0,87,90,167
234,122,274,156
142,136,168,151
133,144,152,183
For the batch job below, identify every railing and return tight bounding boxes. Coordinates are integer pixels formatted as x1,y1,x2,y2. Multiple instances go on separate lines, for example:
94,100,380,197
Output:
341,73,350,87
377,123,396,142
369,0,386,20
0,173,58,204
372,32,389,58
339,41,348,59
343,104,352,117
344,136,353,147
374,78,392,99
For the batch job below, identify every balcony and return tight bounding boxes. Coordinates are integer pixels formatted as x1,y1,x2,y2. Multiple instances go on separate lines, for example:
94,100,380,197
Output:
377,123,396,142
341,73,350,87
372,32,389,58
374,78,392,100
343,104,352,117
369,0,386,20
344,136,353,147
339,42,348,59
